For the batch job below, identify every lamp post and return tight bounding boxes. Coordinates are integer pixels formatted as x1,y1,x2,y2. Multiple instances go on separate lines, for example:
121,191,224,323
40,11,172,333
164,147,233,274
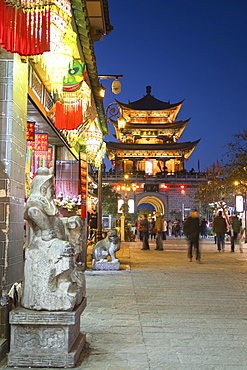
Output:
105,102,126,130
97,162,103,240
96,74,123,233
98,75,123,94
234,181,247,243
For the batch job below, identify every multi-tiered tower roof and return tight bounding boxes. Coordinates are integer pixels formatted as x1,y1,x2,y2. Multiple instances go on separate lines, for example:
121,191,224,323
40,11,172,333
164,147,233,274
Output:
106,86,200,175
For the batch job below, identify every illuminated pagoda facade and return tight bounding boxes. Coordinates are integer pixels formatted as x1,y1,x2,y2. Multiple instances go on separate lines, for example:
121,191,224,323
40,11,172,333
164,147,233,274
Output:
107,86,200,176
104,86,203,219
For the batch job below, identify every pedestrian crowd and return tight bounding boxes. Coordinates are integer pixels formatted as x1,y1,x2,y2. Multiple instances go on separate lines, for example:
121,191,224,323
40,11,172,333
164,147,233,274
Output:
136,210,245,263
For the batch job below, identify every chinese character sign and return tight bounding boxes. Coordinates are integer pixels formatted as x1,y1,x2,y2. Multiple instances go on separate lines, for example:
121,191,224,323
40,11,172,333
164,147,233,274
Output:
80,152,87,218
26,121,35,141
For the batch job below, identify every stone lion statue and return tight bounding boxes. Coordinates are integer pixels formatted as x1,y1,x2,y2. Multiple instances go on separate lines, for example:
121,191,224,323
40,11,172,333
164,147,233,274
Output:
92,229,120,263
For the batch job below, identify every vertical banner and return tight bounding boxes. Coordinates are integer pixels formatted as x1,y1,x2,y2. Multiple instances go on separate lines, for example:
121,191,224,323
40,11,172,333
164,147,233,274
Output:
34,133,48,151
26,121,35,141
80,152,88,218
26,133,50,175
47,146,54,168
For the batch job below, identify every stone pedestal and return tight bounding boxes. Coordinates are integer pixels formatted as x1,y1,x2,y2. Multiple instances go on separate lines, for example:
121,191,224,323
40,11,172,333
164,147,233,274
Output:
92,259,120,270
8,298,87,368
0,302,12,361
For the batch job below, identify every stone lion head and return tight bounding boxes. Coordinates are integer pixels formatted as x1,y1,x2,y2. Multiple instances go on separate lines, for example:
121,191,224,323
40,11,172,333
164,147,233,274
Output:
107,229,118,242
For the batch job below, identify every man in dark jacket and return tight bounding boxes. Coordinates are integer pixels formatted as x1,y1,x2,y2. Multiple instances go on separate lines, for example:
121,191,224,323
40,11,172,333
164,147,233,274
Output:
140,214,150,250
230,213,242,252
183,210,201,263
213,211,227,252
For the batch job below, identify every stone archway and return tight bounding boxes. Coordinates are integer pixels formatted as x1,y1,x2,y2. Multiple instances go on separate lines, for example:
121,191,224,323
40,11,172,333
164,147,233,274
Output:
137,195,165,215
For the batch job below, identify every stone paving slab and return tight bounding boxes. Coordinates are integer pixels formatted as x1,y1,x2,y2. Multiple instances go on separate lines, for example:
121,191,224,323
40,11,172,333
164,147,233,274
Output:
1,237,247,369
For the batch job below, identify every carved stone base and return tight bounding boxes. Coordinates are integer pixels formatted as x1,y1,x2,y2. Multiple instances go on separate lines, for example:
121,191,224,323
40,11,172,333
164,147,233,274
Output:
92,259,120,270
8,298,87,368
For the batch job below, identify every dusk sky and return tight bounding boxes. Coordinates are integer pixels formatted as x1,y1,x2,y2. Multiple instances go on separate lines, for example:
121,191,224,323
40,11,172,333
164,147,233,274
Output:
95,0,247,172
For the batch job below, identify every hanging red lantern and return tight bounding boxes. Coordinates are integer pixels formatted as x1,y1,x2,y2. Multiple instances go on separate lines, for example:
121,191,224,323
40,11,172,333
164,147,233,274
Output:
55,101,83,130
0,0,51,56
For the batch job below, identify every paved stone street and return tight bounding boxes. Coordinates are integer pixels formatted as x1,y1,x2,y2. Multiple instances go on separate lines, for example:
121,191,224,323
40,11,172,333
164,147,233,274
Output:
2,236,247,369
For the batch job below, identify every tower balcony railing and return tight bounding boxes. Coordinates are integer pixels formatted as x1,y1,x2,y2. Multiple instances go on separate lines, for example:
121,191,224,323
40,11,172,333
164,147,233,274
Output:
98,170,207,183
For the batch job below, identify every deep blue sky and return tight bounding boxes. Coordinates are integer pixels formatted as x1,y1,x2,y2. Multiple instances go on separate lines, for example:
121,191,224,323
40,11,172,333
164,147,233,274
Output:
94,0,247,172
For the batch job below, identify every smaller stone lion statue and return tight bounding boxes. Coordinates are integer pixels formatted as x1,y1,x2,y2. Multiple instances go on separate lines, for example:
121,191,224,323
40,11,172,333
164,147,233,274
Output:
92,229,120,262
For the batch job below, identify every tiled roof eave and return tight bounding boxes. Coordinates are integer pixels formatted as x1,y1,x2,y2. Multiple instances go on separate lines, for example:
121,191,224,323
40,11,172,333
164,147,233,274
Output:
116,98,185,112
106,139,201,151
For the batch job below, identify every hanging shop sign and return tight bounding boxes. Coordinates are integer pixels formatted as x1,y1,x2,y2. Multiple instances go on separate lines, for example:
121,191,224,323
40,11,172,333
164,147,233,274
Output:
26,121,35,141
34,133,48,152
26,134,52,176
79,152,87,219
27,143,53,174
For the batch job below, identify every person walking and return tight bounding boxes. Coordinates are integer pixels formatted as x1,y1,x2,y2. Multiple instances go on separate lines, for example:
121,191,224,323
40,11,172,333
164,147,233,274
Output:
149,217,156,240
136,216,143,240
174,219,181,237
183,210,201,263
213,211,227,252
162,218,167,240
154,212,164,250
167,220,172,236
230,213,242,252
201,218,208,238
140,214,150,250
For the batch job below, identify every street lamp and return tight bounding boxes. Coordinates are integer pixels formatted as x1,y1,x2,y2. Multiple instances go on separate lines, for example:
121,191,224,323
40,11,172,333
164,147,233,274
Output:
98,75,123,94
118,115,126,130
99,84,106,98
96,75,123,238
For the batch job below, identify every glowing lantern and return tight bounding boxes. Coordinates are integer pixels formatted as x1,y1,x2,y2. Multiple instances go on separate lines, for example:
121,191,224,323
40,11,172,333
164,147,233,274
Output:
40,0,76,96
41,25,77,95
84,121,103,162
62,60,91,113
118,116,126,130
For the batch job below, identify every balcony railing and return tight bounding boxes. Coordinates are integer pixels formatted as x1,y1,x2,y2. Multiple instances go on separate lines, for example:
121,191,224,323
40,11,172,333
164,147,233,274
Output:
90,170,207,183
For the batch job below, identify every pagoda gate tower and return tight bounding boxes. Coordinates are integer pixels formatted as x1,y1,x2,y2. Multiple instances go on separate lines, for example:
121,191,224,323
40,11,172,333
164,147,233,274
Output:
104,86,203,221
